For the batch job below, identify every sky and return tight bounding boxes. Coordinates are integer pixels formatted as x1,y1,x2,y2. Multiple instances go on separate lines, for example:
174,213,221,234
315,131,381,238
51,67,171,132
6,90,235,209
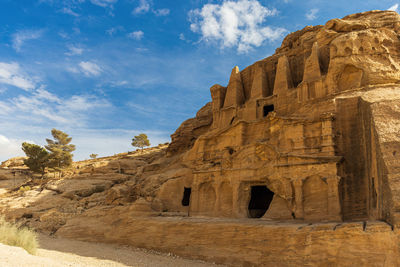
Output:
0,0,398,162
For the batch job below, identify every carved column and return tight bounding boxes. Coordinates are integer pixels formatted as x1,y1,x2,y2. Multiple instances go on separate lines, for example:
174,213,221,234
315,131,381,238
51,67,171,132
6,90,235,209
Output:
293,179,304,219
231,180,241,217
321,118,335,155
189,176,200,216
326,176,342,221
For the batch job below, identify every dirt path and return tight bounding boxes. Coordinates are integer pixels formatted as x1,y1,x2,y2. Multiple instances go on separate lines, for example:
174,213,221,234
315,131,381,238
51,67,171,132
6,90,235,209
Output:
0,234,224,267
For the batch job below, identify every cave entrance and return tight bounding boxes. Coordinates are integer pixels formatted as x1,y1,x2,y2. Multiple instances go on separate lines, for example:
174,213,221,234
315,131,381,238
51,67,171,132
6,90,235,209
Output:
248,186,274,218
263,105,274,117
181,187,191,206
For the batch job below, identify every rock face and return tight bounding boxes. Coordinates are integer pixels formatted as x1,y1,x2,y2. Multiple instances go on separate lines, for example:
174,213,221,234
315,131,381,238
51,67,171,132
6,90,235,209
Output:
2,10,400,266
158,10,400,226
1,157,28,169
166,102,213,155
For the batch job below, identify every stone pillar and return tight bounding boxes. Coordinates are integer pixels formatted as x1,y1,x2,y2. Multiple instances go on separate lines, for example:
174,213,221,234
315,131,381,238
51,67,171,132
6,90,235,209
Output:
239,122,246,146
210,84,227,128
273,55,294,114
189,177,200,216
326,176,342,221
321,118,335,155
273,55,293,97
223,66,245,107
231,180,241,217
293,179,304,219
251,64,269,99
303,42,321,83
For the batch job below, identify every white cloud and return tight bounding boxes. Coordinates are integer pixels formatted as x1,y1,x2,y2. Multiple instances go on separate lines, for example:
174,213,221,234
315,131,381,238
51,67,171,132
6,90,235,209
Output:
0,89,113,161
132,0,150,14
0,62,36,91
179,33,185,40
153,8,170,16
388,4,399,12
106,28,117,35
64,95,108,111
189,0,286,53
12,29,44,52
61,7,79,16
305,8,319,20
66,66,80,74
106,26,124,35
34,87,62,104
78,61,102,76
110,80,129,87
0,135,26,160
59,31,69,39
65,44,84,56
132,0,169,17
90,0,117,7
65,45,85,56
73,27,81,34
127,31,144,40
0,102,13,115
0,88,110,125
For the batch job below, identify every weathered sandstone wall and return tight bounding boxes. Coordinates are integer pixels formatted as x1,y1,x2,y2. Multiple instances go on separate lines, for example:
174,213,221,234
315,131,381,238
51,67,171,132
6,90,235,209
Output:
1,10,400,266
57,215,398,267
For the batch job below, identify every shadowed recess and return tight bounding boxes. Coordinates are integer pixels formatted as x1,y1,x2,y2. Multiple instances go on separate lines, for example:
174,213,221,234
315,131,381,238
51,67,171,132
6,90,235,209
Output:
248,186,274,218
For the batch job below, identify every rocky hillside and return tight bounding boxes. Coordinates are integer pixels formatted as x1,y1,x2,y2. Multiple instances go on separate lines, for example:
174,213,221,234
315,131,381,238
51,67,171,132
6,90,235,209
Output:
0,144,185,233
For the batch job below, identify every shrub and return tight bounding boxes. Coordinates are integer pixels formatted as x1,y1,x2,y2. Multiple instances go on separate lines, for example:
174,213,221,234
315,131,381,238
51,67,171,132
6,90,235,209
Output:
18,186,31,192
0,217,38,254
18,186,32,196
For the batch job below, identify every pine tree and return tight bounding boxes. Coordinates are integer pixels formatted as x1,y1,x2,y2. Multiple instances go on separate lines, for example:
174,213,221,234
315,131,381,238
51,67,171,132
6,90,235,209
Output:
21,142,49,177
45,129,76,171
131,133,150,151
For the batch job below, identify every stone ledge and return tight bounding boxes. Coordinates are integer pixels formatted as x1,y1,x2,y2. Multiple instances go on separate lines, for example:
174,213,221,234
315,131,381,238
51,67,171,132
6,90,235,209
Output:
56,216,399,266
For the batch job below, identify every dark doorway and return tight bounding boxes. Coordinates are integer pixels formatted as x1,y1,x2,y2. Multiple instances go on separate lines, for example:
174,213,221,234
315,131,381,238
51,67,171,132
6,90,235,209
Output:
181,187,191,206
263,105,274,117
248,186,274,218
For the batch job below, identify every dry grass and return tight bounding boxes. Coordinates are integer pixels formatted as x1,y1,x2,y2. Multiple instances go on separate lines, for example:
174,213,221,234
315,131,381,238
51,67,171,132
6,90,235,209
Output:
0,217,38,254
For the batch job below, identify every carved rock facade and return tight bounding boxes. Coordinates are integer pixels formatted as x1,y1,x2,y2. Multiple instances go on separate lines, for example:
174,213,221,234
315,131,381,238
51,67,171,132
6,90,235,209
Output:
160,10,400,225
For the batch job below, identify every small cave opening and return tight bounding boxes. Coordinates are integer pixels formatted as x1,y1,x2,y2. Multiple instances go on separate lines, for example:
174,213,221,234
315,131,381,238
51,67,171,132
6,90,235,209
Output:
181,187,191,206
248,186,274,218
263,105,274,117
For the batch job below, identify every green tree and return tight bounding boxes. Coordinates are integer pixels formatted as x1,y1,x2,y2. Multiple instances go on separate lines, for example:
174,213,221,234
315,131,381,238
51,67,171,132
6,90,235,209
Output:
89,153,98,159
21,142,49,177
45,129,76,170
131,133,150,151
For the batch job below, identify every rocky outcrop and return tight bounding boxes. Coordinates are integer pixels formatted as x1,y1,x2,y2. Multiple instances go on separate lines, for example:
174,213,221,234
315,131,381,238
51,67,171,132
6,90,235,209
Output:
2,10,400,266
1,157,27,169
166,102,213,155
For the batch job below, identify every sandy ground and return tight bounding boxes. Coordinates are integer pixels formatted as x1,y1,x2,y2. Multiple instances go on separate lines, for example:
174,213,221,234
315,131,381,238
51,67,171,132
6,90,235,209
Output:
0,234,224,267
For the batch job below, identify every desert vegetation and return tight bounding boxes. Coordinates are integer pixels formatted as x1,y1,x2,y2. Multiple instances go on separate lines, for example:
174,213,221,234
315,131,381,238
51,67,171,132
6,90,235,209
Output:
22,128,75,178
0,217,38,255
132,133,150,151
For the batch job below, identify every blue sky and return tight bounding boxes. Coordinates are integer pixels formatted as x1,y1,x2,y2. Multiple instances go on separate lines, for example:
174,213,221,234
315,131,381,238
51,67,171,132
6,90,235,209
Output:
0,0,398,161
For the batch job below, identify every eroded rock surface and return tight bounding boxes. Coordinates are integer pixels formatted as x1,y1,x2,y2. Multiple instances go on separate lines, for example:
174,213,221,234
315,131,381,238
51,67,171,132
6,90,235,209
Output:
1,10,400,266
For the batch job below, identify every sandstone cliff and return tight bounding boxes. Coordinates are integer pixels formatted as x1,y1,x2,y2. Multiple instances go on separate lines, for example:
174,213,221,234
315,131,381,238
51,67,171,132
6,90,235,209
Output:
1,10,400,266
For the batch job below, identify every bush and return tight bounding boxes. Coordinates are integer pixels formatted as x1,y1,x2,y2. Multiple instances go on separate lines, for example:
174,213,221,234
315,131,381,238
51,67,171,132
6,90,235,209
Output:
18,186,31,195
0,217,38,254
